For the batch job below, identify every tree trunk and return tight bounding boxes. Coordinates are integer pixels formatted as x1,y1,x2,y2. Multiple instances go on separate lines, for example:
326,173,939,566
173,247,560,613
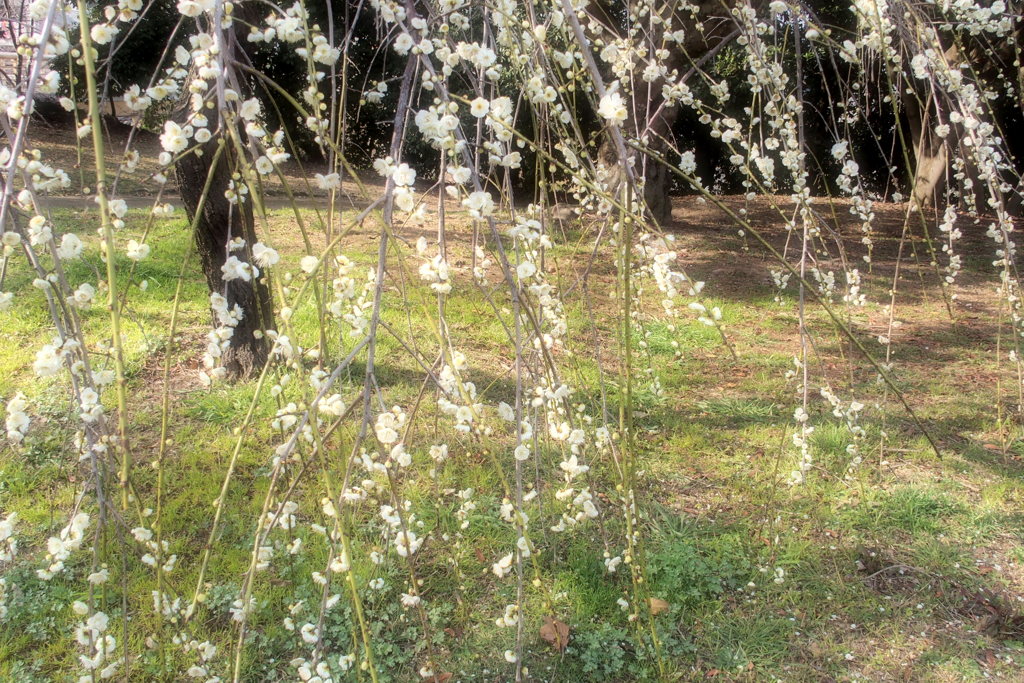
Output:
641,151,674,223
176,140,274,379
902,36,1024,215
592,0,744,224
597,119,678,224
905,96,949,210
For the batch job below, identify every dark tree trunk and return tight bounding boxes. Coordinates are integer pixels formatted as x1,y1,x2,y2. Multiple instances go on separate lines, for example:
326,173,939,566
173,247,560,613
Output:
597,113,678,224
176,141,274,379
641,151,674,224
593,0,745,224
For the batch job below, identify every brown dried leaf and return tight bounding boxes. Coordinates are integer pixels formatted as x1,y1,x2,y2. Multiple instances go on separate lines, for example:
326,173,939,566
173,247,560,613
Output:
539,616,570,652
649,597,670,615
428,673,453,683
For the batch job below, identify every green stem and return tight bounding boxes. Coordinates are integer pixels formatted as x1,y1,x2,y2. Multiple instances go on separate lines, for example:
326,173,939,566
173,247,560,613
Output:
76,0,132,510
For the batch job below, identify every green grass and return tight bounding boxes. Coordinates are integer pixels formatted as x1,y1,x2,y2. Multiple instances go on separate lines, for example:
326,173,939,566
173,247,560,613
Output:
2,207,1024,681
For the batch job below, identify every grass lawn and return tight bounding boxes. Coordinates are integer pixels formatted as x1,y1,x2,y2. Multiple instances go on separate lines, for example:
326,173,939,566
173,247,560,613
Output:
1,195,1023,682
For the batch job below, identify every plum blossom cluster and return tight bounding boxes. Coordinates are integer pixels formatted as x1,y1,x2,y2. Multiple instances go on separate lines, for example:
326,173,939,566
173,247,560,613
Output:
71,605,121,681
4,393,30,443
200,292,243,386
38,512,90,580
0,512,13,620
820,386,868,479
416,237,452,295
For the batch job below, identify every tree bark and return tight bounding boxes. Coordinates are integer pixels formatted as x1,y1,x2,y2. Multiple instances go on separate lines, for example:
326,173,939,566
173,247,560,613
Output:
597,112,678,223
901,22,1024,214
905,96,948,210
593,0,744,223
176,140,274,379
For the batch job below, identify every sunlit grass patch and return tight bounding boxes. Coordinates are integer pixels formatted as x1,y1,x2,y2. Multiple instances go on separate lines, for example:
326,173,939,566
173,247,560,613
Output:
3,200,1024,682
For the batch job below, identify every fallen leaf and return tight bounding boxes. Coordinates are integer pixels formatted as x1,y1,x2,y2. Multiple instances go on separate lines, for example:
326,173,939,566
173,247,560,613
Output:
474,548,486,564
539,616,570,652
428,673,453,683
649,597,670,615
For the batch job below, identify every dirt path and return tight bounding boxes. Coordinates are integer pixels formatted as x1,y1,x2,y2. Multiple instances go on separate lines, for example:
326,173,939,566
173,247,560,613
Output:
36,194,374,211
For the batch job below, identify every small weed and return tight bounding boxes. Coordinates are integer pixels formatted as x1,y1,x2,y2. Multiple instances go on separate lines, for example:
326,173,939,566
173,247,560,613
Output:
569,622,630,678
